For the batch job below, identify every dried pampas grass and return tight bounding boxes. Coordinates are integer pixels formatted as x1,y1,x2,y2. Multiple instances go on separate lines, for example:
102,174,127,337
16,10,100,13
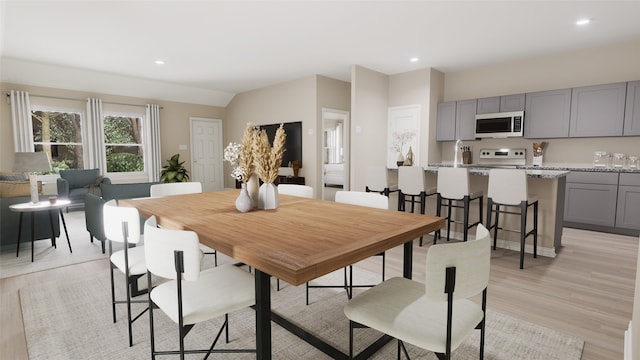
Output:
240,123,259,182
253,124,286,183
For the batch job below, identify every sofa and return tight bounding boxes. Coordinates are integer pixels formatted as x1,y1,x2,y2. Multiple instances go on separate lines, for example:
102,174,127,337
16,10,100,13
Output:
0,177,60,248
57,168,110,211
323,163,345,187
85,181,162,253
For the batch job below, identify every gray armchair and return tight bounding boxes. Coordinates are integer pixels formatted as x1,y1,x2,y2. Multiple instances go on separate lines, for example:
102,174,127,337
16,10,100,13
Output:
57,169,110,210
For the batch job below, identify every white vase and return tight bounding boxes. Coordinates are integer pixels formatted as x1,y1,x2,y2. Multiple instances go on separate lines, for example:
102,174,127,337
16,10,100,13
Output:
258,182,279,210
235,183,252,213
246,173,259,208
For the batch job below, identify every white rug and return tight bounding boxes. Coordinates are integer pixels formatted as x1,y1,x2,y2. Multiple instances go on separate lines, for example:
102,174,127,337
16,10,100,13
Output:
19,266,584,360
0,210,108,279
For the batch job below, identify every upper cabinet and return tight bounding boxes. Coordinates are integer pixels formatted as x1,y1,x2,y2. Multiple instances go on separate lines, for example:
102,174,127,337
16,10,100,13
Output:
477,94,525,114
436,100,477,141
455,99,477,141
500,94,526,112
569,82,627,137
476,97,499,114
524,89,571,138
624,80,640,136
436,101,456,141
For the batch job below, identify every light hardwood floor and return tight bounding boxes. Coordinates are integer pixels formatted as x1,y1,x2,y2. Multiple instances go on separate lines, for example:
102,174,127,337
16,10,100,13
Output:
1,227,637,359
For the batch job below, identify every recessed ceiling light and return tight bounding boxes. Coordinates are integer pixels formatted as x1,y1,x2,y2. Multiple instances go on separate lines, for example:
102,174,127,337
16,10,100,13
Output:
410,57,419,63
154,60,165,65
576,18,591,26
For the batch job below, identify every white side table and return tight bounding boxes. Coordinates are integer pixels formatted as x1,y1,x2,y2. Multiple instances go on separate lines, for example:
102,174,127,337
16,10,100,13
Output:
9,199,72,262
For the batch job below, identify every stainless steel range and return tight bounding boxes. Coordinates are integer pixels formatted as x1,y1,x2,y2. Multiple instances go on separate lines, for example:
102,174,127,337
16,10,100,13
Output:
476,148,526,167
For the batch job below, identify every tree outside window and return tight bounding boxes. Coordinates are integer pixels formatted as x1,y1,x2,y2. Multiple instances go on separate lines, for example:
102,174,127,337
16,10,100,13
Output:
104,115,144,173
32,110,83,172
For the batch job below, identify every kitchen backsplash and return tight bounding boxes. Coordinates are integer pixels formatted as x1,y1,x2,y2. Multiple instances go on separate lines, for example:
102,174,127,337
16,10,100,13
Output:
439,136,639,166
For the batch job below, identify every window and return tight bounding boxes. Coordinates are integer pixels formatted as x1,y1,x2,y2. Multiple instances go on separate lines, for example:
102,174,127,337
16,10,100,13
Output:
103,114,145,173
32,109,84,172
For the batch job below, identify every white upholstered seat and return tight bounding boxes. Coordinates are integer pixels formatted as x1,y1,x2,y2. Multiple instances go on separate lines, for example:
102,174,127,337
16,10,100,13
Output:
149,181,202,197
365,165,398,197
149,181,217,266
397,166,437,246
278,184,314,198
436,167,484,243
144,216,255,358
306,191,389,305
486,169,538,269
344,224,491,359
103,199,147,347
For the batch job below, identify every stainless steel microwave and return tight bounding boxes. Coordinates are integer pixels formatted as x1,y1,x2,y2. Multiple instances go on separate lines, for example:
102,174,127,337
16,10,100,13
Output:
475,111,524,138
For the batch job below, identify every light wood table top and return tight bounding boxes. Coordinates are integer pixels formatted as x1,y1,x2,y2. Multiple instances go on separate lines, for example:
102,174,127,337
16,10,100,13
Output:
121,189,444,285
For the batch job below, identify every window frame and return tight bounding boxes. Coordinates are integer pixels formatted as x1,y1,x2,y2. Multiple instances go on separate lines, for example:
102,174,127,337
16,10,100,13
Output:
101,105,150,182
30,101,87,172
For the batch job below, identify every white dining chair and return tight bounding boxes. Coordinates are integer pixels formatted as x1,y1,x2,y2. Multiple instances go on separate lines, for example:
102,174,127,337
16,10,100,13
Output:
149,182,202,197
149,181,217,266
344,224,491,360
103,199,147,347
278,184,314,198
306,191,388,305
144,216,256,359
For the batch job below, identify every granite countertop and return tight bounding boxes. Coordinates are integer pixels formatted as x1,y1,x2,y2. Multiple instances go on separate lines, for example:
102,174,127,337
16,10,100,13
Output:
516,163,640,173
422,165,569,179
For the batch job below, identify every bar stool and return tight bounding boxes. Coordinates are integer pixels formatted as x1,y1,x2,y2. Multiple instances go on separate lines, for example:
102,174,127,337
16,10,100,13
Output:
436,167,483,243
486,169,538,269
365,165,398,197
397,166,437,246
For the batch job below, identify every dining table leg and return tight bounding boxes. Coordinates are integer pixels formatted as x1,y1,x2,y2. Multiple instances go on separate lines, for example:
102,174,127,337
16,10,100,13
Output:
403,239,413,279
255,269,272,360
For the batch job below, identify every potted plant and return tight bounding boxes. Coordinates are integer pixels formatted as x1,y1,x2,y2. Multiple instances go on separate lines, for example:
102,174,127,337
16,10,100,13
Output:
160,154,190,183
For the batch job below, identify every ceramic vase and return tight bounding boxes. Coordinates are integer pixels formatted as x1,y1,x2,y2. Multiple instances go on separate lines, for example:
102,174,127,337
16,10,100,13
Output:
235,183,252,213
258,182,279,210
396,152,404,167
246,173,259,208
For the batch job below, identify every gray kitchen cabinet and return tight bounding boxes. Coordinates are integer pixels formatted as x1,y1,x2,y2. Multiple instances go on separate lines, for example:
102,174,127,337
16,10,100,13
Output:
564,172,619,227
569,82,627,137
455,99,478,141
436,101,456,141
624,80,640,136
476,97,499,114
477,94,525,114
499,93,525,112
616,173,640,231
524,88,571,138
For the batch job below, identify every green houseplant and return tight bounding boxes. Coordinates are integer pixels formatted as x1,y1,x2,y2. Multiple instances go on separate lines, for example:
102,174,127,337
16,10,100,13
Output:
160,154,190,183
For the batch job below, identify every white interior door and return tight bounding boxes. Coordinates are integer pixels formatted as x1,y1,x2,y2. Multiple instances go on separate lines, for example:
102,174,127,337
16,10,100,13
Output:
190,117,223,192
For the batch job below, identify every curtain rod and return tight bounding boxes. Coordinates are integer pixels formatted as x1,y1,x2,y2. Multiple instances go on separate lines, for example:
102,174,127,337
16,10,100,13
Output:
3,91,163,109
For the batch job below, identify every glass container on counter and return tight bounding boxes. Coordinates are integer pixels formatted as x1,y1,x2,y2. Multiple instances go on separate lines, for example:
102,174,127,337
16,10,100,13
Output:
612,153,626,168
593,151,611,168
628,156,639,169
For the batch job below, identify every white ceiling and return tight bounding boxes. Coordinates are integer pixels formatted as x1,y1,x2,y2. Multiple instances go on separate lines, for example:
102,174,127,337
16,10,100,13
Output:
1,1,639,106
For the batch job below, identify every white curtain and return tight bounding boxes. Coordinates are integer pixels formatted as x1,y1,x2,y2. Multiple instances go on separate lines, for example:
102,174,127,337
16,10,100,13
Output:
86,98,107,175
10,90,34,152
146,104,162,182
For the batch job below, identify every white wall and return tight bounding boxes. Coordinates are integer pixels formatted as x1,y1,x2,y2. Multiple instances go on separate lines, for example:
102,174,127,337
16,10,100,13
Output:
224,75,350,194
350,65,389,192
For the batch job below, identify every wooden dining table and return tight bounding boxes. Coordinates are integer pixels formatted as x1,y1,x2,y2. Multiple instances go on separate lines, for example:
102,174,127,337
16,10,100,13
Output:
121,189,444,359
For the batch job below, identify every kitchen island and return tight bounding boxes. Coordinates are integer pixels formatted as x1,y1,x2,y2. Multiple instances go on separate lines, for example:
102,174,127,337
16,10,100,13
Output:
416,165,569,257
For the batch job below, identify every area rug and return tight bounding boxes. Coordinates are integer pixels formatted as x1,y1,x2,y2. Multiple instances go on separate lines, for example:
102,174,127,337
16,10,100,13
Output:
0,211,108,279
19,267,584,359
